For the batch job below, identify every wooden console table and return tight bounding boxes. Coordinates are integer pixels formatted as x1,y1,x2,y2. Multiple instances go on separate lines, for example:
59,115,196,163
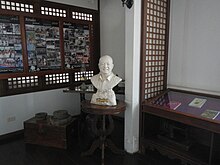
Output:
141,89,220,165
81,100,126,165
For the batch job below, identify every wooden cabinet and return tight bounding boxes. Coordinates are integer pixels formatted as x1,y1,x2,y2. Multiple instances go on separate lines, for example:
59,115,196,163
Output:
24,116,75,149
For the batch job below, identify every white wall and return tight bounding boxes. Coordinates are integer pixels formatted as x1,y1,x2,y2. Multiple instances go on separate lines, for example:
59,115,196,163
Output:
0,89,80,135
100,0,125,79
168,0,220,95
0,0,98,136
47,0,98,10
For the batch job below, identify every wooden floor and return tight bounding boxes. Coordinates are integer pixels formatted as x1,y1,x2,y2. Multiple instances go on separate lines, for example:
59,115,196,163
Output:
0,118,182,165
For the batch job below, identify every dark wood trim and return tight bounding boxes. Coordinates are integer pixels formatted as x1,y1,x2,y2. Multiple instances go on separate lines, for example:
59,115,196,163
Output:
0,130,24,144
20,16,29,74
140,0,147,103
59,19,65,71
139,0,146,153
163,0,171,90
170,88,220,100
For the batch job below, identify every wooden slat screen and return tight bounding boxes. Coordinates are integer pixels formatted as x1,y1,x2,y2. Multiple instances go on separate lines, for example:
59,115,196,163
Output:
141,0,170,101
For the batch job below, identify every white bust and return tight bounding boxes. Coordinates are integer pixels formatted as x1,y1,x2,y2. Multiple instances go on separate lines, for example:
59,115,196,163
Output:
90,55,122,106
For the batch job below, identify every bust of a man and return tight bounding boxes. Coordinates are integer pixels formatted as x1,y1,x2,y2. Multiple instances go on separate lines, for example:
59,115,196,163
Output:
90,55,122,106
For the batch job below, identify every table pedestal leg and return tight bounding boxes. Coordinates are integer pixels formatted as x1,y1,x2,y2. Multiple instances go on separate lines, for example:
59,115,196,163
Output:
81,114,125,164
81,138,102,156
101,115,105,165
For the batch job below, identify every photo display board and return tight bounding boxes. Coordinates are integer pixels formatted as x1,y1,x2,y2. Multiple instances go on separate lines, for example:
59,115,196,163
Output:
0,15,23,73
25,17,61,72
63,22,90,69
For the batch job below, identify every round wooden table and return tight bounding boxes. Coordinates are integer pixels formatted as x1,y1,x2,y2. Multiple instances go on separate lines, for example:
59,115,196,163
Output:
81,100,126,165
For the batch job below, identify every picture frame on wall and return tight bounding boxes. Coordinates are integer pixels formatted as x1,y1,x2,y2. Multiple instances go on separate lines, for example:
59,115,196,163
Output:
0,15,23,73
25,17,61,72
63,22,90,69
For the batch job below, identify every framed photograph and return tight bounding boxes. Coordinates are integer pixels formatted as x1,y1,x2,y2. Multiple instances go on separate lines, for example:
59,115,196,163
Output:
0,15,23,73
63,22,90,69
25,17,61,72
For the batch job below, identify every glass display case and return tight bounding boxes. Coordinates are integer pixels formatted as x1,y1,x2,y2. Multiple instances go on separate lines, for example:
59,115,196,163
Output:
141,89,220,165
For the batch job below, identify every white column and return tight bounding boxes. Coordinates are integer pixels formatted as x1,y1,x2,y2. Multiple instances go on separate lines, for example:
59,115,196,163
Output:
124,0,141,153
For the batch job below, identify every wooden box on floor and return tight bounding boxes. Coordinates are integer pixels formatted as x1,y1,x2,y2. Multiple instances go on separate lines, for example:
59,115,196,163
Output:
24,116,75,149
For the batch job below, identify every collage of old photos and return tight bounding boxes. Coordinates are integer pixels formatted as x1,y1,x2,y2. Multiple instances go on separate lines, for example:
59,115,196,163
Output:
25,18,61,72
63,22,90,69
0,16,23,73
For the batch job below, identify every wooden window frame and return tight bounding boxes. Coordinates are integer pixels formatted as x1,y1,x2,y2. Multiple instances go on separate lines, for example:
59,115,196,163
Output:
0,0,100,96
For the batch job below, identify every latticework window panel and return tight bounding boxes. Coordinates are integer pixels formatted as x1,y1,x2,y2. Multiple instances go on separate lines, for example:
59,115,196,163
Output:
72,11,93,21
1,0,33,13
8,76,38,89
74,70,94,82
141,0,169,100
45,73,69,85
41,6,66,17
